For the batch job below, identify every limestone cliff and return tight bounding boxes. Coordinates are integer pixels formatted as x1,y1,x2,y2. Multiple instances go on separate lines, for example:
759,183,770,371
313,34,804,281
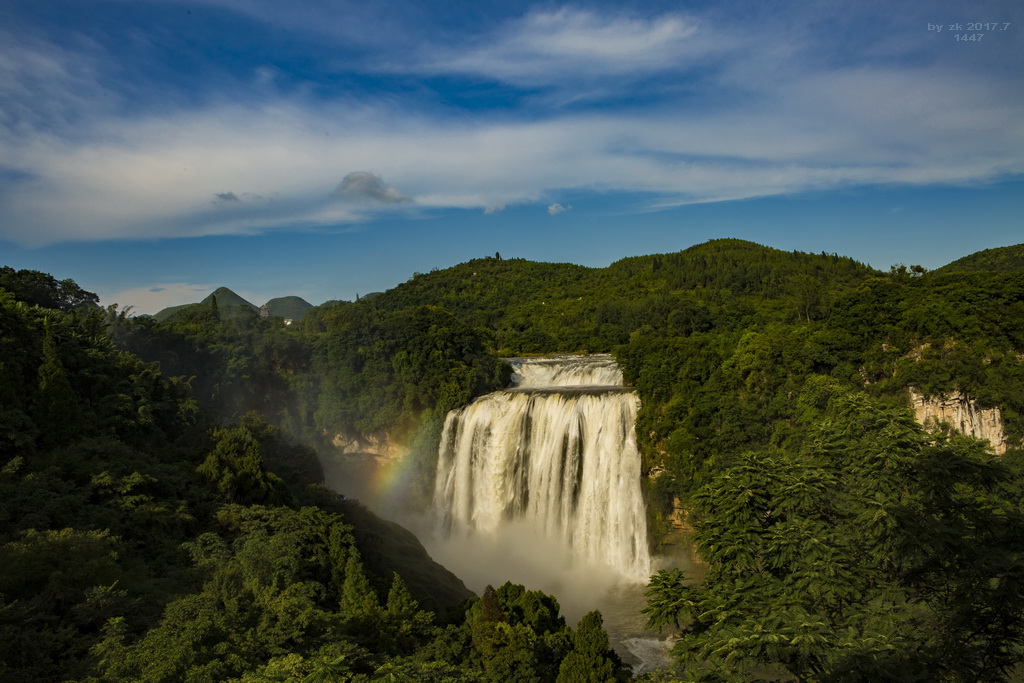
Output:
908,389,1007,455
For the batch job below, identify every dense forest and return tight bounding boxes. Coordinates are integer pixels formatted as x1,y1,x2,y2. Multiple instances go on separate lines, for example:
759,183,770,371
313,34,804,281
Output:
2,238,1023,680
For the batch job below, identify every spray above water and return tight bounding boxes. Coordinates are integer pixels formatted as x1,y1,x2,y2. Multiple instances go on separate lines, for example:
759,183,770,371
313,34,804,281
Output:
431,354,651,583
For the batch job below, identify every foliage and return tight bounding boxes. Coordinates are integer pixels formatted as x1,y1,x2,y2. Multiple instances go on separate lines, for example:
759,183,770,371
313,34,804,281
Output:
0,265,99,311
936,242,1024,274
644,394,1024,680
0,279,621,682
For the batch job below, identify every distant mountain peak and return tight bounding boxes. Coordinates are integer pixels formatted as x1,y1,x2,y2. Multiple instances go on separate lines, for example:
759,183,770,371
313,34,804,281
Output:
201,287,257,310
154,287,312,322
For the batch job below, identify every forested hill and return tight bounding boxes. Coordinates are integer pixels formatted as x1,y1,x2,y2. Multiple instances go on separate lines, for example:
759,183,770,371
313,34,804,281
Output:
356,239,879,353
153,287,313,322
935,242,1024,274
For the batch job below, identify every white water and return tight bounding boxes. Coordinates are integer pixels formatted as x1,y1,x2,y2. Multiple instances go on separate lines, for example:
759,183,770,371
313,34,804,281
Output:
507,353,624,388
432,355,651,583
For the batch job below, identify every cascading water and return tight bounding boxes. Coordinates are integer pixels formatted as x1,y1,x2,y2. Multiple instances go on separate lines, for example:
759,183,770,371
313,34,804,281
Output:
432,354,651,582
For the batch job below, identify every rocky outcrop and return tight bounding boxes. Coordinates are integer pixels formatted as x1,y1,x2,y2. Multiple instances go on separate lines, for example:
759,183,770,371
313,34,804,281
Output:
666,496,692,533
909,389,1007,455
648,466,692,533
331,431,408,461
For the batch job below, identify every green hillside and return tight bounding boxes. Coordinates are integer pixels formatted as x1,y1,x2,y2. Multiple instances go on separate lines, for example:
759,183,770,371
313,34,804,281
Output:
201,286,258,310
152,288,246,322
150,301,194,321
154,289,313,322
153,286,256,322
936,243,1024,273
264,295,313,320
355,239,879,352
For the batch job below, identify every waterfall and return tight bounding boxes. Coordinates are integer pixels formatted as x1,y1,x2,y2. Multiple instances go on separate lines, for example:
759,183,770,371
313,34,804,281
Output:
432,354,650,582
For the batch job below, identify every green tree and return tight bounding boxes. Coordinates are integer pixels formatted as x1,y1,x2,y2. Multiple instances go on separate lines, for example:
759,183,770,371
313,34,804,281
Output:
341,546,380,617
32,321,85,448
556,611,625,683
197,424,292,505
0,267,99,311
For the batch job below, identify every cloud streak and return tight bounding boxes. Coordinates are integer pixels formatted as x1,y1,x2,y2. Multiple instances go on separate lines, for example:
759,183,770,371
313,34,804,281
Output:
419,8,711,87
0,1,1021,246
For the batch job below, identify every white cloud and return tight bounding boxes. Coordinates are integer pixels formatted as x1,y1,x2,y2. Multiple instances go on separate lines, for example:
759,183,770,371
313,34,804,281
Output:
417,7,717,89
330,171,411,203
547,203,570,216
0,4,1021,246
2,79,1021,246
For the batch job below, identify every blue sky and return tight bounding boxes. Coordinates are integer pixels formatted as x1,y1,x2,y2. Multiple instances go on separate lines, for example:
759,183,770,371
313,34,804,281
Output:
1,0,1021,313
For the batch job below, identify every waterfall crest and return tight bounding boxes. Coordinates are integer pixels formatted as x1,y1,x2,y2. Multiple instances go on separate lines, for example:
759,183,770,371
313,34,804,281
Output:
433,355,650,582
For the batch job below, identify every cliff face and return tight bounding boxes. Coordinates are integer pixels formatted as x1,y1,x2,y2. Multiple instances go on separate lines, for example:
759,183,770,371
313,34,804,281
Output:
331,431,409,461
909,389,1007,455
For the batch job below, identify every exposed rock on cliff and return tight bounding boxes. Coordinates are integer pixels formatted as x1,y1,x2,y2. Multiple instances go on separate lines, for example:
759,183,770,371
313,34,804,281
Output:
331,431,409,461
909,389,1007,455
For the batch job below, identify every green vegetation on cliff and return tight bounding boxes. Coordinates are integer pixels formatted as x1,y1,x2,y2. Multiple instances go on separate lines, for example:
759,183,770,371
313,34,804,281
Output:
645,393,1024,680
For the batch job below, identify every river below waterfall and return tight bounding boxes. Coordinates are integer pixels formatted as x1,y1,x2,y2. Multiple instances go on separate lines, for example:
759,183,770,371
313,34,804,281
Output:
416,524,702,674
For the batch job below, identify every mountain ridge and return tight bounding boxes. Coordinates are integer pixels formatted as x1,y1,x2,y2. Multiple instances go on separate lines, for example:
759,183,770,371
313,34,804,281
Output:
153,287,313,322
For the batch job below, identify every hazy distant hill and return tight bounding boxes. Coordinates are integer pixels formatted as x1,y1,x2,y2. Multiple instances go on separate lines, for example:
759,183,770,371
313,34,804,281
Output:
154,288,312,322
936,243,1024,273
201,286,258,310
151,302,197,322
264,295,313,320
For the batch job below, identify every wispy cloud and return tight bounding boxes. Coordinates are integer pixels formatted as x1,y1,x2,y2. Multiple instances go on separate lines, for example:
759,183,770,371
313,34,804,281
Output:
0,1,1021,246
547,203,571,216
419,8,713,88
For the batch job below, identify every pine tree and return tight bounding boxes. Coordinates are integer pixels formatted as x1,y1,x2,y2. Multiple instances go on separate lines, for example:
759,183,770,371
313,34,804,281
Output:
386,572,418,619
556,611,622,683
340,546,379,616
479,584,503,624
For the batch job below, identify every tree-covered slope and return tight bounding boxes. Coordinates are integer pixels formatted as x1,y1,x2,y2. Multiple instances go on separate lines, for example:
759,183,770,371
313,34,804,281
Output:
153,287,258,322
645,393,1024,680
264,295,313,320
352,239,880,353
936,243,1024,274
1,272,629,682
